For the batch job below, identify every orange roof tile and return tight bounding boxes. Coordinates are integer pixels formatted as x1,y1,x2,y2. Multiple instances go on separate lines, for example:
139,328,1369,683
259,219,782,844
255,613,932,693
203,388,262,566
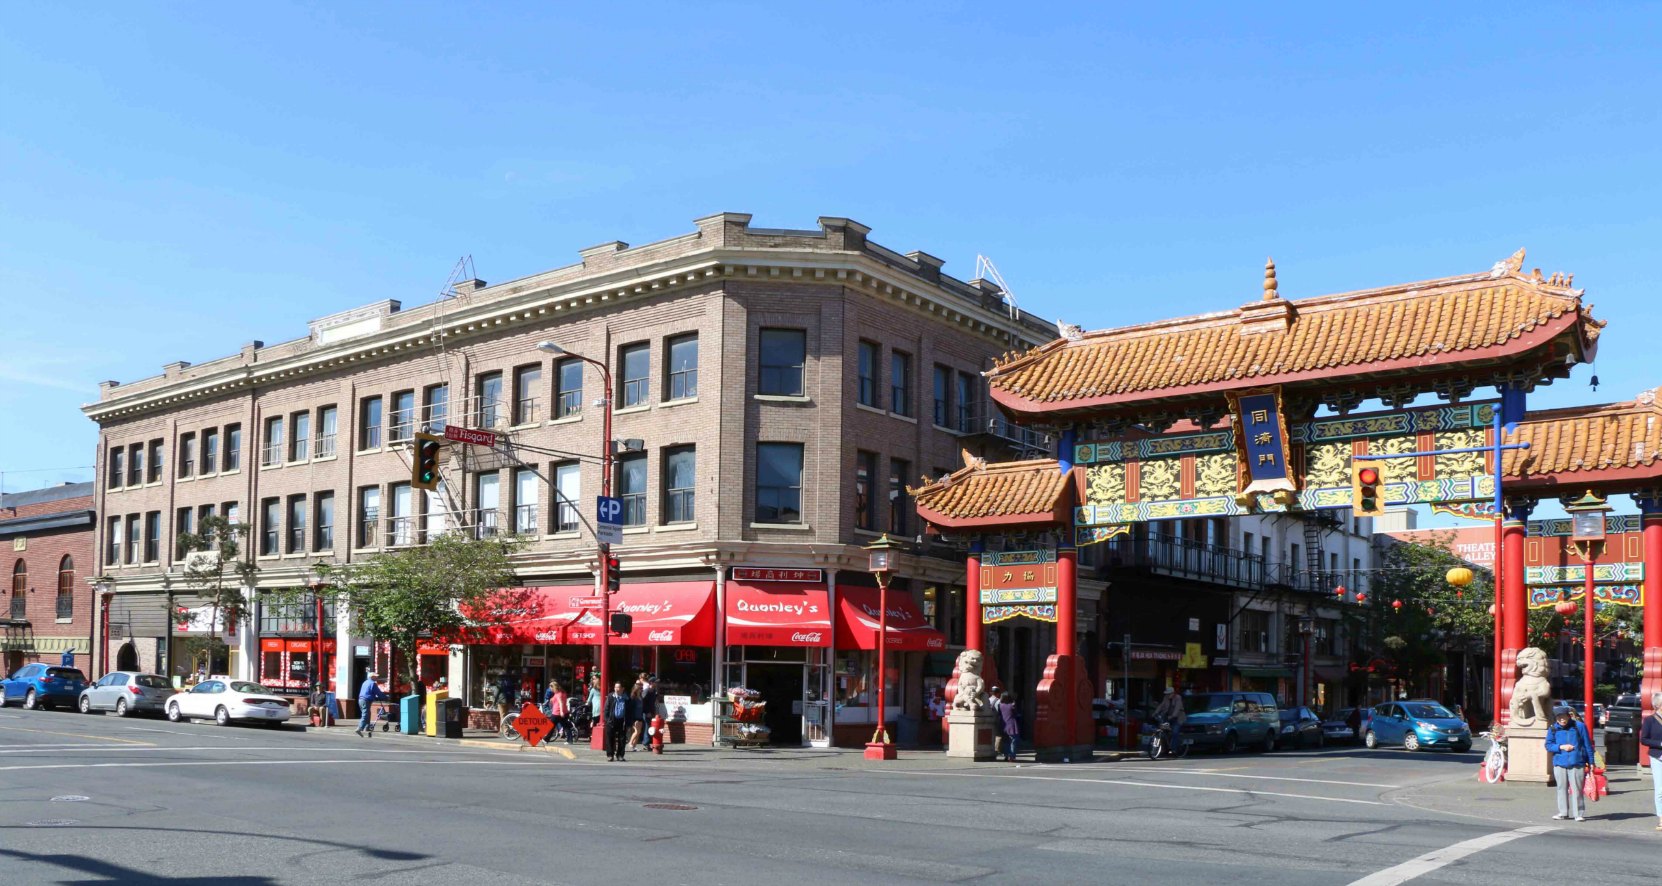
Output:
911,458,1071,528
1505,388,1662,487
988,253,1600,420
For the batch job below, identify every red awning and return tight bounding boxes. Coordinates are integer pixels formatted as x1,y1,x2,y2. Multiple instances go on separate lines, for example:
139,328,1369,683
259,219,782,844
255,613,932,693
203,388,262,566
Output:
461,586,591,646
564,582,716,647
724,581,831,646
835,586,948,651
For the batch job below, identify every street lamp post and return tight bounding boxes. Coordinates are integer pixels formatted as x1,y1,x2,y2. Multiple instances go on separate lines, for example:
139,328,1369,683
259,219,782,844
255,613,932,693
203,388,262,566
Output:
1297,616,1314,709
305,567,327,700
863,534,902,760
1566,490,1610,732
538,341,613,751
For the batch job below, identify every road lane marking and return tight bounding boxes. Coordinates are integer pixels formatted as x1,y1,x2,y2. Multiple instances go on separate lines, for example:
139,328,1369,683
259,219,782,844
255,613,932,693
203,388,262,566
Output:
1346,825,1556,886
0,724,152,745
1126,769,1398,788
885,769,1386,806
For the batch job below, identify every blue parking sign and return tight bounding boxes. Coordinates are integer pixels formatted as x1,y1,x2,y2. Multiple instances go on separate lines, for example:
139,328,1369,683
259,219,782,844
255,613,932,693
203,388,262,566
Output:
596,496,623,545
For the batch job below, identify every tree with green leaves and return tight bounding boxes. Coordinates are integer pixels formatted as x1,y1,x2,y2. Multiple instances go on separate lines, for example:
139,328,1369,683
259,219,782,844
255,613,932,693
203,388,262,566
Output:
308,531,528,691
176,515,259,678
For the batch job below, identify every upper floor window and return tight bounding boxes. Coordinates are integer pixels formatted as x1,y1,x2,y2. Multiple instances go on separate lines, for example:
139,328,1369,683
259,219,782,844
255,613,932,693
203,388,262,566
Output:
553,462,580,533
890,351,912,417
125,514,140,564
127,443,143,487
617,453,647,526
663,446,695,524
223,424,242,472
148,439,164,483
554,360,583,419
173,508,192,560
359,396,383,451
513,468,539,535
260,498,281,556
508,364,540,426
855,450,877,531
143,512,160,563
758,329,806,397
955,372,976,432
315,491,335,552
619,343,649,408
423,384,448,433
201,428,219,474
857,340,880,408
106,516,121,566
666,334,698,401
287,495,307,554
56,555,74,619
179,433,198,478
357,486,381,549
12,559,28,619
476,372,503,429
316,406,338,458
755,443,804,524
888,458,911,535
289,411,311,461
108,446,124,489
262,416,283,467
390,390,415,443
932,365,951,427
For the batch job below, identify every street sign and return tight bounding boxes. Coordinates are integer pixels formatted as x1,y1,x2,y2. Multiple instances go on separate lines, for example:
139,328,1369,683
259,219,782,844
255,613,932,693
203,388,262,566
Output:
512,702,554,747
596,496,623,545
443,425,498,447
568,596,603,609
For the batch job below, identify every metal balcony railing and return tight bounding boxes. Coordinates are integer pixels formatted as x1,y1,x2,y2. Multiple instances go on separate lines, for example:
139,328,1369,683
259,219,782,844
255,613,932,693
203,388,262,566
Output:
1104,534,1266,589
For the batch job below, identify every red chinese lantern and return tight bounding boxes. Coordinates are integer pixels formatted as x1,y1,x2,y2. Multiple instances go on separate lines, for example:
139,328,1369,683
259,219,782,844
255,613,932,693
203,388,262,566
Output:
1426,607,1435,616
1356,593,1368,603
1455,590,1463,600
1334,585,1347,598
1555,599,1577,616
1391,599,1403,611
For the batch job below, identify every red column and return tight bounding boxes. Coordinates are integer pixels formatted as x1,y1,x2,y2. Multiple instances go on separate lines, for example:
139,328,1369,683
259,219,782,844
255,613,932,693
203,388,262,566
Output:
1056,547,1077,657
965,547,983,654
1641,503,1662,761
1502,517,1529,650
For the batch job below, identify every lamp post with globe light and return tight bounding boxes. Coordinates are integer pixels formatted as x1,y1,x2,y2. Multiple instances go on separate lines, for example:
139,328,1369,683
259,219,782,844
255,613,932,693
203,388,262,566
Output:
863,534,903,760
1565,490,1610,730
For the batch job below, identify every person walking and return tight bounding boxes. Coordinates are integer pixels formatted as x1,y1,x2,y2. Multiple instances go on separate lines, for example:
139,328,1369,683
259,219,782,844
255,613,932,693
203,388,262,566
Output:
1545,706,1593,821
1640,692,1662,831
632,673,659,752
998,691,1020,762
1153,686,1186,756
355,672,386,738
603,681,637,761
412,675,428,733
545,680,569,742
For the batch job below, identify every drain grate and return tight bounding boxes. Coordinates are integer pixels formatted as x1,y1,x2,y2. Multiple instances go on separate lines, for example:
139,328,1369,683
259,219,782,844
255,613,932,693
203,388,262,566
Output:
643,803,698,811
28,819,79,827
51,796,90,802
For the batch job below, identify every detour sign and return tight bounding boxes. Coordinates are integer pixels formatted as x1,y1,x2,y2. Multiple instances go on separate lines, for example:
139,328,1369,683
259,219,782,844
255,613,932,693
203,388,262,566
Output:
513,702,554,747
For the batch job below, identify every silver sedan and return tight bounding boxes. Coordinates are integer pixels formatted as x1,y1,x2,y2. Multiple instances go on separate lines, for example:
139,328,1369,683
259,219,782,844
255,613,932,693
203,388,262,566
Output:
79,671,174,717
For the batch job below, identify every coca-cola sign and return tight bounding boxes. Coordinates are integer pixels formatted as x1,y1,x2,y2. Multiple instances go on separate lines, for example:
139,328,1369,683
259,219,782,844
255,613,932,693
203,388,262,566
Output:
646,630,675,642
790,631,823,644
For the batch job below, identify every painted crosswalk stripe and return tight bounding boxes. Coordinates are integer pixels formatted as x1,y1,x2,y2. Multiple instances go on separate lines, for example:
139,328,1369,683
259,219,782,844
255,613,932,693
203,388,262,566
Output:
1347,825,1557,886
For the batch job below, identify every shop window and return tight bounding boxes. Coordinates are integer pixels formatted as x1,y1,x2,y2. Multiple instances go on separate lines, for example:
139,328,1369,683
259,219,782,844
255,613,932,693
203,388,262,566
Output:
758,329,806,397
834,650,900,714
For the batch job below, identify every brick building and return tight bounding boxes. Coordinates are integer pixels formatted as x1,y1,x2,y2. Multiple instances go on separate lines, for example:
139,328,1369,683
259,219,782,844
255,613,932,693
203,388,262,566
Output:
1,482,96,676
82,213,1057,746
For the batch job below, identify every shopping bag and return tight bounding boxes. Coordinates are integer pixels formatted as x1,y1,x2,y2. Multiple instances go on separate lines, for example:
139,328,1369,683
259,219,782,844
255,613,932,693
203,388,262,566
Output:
1582,766,1607,801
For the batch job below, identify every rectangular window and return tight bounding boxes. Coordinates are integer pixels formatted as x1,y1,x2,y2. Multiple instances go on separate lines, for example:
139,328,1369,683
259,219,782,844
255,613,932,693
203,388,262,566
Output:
888,458,911,535
390,390,415,442
758,329,806,397
357,486,381,549
932,365,951,427
388,483,412,546
315,491,335,552
513,468,539,535
174,507,193,559
663,446,695,524
855,451,877,531
857,340,880,408
666,333,698,401
425,485,449,537
106,516,121,565
619,343,649,408
124,514,140,564
201,428,219,474
513,365,541,425
315,406,337,458
1243,532,1255,557
476,372,503,429
148,439,164,483
262,417,283,467
555,359,583,419
127,443,143,487
223,424,241,472
617,453,647,526
755,443,804,524
1241,610,1271,654
290,411,311,461
553,462,580,533
890,351,912,416
143,511,160,563
222,501,239,526
179,432,197,478
955,372,976,432
286,495,307,554
475,472,500,538
108,446,125,489
423,384,448,433
258,498,279,556
197,504,215,545
359,396,383,450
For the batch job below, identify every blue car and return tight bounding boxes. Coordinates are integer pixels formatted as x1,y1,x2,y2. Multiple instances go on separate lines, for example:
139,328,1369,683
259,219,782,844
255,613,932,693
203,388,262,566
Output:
1363,700,1472,752
1,663,90,711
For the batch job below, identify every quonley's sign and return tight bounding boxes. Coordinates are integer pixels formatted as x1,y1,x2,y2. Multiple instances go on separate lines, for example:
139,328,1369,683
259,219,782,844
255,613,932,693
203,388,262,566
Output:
733,598,821,616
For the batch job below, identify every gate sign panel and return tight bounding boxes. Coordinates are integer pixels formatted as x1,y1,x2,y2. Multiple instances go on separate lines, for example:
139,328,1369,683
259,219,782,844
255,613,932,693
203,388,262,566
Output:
1075,400,1498,527
979,549,1058,624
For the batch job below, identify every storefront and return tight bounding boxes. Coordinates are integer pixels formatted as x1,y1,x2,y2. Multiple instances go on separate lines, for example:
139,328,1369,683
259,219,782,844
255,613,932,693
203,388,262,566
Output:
170,603,239,685
258,637,336,694
830,580,947,747
722,571,834,746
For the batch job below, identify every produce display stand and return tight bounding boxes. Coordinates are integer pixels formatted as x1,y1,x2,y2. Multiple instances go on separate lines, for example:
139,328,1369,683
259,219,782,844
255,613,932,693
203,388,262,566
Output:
714,689,770,748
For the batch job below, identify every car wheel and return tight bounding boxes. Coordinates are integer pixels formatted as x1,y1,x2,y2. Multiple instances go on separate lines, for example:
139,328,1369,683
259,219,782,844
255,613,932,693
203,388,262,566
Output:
1453,741,1472,753
1261,731,1277,753
1404,732,1420,752
215,706,230,727
1364,729,1378,749
167,703,183,722
79,696,93,714
23,690,38,710
1222,731,1238,754
1315,733,1325,750
116,699,129,717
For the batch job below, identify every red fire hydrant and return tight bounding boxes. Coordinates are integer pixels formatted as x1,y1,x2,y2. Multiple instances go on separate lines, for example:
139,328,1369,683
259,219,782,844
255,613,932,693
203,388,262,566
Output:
650,713,665,754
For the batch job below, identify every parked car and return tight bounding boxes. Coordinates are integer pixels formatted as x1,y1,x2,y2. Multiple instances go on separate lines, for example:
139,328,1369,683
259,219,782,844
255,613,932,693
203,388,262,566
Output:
79,671,173,717
1179,691,1280,753
1364,700,1472,752
1610,693,1641,711
1320,706,1370,743
1276,705,1325,749
1,664,89,710
165,679,293,726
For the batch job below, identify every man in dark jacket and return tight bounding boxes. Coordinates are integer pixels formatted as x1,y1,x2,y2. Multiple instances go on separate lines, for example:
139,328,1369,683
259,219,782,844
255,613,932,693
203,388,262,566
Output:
602,681,638,761
1545,707,1592,821
632,673,659,752
1153,687,1186,753
1640,691,1662,830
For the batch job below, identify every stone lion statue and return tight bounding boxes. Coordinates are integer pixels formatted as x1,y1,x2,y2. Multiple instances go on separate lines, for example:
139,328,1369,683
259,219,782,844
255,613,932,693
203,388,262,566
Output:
950,649,987,712
1509,647,1553,727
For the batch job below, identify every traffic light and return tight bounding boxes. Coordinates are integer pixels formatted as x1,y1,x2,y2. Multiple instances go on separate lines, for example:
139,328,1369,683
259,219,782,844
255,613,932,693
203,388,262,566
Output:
412,432,443,490
605,554,621,594
1351,460,1385,517
610,612,633,635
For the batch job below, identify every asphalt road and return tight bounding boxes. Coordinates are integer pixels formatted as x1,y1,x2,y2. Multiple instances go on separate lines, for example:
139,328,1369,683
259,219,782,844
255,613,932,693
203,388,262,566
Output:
0,707,1655,885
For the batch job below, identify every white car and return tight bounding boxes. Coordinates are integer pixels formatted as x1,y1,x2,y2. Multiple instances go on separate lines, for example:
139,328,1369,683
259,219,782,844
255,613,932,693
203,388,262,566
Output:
165,679,293,727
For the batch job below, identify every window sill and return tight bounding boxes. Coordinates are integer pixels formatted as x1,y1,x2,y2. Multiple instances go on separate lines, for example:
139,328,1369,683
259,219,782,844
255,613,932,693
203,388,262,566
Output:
220,469,242,477
257,554,282,562
259,463,282,472
281,553,310,559
357,447,383,456
660,397,699,409
888,412,917,425
285,459,310,467
621,526,649,535
547,531,582,540
754,394,811,404
56,617,73,625
853,528,882,538
657,522,698,533
748,522,813,531
931,424,965,436
547,415,583,426
176,475,196,483
854,402,885,416
613,405,651,417
509,422,539,432
312,455,338,464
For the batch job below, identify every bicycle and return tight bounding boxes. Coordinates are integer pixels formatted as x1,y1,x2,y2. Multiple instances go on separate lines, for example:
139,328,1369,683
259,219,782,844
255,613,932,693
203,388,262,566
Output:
1478,727,1507,783
1147,721,1191,760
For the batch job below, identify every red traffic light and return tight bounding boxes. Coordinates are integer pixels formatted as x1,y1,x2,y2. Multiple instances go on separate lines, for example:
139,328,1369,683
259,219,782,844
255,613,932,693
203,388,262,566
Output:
1357,467,1379,485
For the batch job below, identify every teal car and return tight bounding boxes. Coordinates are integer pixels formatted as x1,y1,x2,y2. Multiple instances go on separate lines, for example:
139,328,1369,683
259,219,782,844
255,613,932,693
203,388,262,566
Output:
1363,700,1472,752
1178,691,1281,753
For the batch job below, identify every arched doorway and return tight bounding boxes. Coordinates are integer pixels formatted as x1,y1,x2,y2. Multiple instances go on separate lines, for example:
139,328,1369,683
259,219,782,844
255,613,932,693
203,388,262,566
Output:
116,642,139,672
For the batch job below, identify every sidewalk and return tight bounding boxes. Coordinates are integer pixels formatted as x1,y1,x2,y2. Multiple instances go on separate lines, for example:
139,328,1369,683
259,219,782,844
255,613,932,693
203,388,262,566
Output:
1390,759,1659,838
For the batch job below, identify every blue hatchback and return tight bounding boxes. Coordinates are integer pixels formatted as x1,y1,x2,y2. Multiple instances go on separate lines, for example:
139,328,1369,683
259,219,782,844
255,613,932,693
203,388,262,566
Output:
1,663,89,711
1364,700,1472,752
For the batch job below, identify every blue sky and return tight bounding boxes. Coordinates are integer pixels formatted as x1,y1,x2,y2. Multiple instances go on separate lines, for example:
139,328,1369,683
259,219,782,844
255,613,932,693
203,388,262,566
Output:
2,2,1659,519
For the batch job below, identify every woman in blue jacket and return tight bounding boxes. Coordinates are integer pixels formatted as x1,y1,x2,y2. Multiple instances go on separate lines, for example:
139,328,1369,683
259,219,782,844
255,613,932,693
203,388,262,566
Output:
1544,707,1592,822
1640,692,1662,831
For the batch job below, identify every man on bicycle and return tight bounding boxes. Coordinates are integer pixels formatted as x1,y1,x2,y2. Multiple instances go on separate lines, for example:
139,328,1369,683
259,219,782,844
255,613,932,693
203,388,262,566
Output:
1153,687,1186,756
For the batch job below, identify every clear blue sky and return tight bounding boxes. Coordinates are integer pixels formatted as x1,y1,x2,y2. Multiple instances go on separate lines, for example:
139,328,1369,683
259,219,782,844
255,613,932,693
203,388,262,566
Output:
3,3,1658,516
